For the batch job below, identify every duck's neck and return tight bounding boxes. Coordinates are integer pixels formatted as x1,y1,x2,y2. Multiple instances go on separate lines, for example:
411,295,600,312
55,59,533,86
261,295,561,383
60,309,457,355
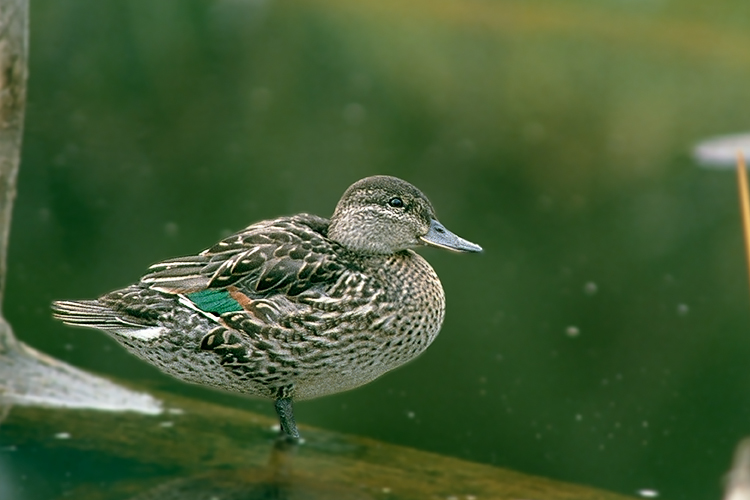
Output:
328,218,395,256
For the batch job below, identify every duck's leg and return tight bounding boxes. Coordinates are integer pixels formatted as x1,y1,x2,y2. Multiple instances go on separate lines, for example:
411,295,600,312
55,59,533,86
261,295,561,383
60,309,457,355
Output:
274,397,300,440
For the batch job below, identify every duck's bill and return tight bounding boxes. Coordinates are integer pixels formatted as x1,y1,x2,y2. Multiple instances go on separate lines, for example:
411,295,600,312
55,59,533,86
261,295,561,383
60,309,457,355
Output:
420,219,483,253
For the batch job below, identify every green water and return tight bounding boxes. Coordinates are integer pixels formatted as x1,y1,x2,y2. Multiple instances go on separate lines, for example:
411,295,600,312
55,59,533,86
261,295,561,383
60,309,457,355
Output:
4,0,750,498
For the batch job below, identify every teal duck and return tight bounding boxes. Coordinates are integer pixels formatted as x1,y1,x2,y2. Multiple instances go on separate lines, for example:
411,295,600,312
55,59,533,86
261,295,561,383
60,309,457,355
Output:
53,175,482,439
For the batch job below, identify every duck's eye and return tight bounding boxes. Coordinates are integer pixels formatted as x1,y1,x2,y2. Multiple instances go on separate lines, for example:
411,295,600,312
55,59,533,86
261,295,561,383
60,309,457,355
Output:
388,197,404,208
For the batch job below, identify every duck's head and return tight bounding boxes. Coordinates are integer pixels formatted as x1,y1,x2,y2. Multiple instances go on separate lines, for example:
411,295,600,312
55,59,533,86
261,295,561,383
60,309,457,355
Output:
328,175,482,255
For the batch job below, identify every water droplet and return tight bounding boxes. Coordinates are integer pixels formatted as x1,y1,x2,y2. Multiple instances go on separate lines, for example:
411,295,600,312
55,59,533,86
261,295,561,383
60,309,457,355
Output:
343,102,366,125
250,87,273,110
565,326,580,338
164,222,179,237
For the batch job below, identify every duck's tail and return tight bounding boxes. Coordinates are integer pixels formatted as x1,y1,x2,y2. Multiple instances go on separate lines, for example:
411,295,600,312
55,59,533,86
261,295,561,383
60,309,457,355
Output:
52,300,165,341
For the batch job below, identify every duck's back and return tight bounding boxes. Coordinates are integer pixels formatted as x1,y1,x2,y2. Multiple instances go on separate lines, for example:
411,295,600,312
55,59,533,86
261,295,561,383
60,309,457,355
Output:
143,213,344,297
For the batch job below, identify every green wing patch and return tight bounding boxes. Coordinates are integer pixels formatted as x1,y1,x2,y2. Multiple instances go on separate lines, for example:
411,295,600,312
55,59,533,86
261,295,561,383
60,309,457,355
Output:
187,289,243,314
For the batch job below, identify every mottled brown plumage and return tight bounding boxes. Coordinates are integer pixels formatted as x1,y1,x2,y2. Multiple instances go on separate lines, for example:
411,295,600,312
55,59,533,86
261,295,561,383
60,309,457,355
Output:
52,175,481,439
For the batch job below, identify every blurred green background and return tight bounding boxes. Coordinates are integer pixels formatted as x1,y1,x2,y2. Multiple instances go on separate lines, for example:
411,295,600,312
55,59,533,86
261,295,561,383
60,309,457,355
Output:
6,0,750,498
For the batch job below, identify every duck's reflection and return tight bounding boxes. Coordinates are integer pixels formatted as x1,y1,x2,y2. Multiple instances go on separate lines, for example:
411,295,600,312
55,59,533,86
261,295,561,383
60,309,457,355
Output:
128,438,374,500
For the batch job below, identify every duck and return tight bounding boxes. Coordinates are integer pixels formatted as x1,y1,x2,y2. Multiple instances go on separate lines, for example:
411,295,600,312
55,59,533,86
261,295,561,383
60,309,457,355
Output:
52,175,482,440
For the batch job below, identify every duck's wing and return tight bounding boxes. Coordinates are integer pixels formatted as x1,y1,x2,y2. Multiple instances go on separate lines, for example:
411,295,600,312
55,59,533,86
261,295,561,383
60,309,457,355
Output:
141,214,346,299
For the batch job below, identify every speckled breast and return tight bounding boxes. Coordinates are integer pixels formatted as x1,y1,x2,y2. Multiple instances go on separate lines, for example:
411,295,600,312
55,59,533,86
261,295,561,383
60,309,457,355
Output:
291,250,446,400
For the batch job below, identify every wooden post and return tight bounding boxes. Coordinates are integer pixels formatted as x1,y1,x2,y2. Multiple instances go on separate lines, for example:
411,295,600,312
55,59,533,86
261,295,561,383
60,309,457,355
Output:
0,0,27,311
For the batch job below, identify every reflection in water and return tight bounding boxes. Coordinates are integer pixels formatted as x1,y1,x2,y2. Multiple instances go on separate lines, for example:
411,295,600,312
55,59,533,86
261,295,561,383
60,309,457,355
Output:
129,439,373,500
0,451,19,500
725,438,750,500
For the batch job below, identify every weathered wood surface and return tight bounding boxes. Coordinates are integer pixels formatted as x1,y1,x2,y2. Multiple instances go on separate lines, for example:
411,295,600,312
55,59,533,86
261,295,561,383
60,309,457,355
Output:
0,0,26,308
2,387,637,500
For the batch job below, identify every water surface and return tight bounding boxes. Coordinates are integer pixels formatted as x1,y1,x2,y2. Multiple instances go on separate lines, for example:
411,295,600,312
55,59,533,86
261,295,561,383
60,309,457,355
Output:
4,0,750,498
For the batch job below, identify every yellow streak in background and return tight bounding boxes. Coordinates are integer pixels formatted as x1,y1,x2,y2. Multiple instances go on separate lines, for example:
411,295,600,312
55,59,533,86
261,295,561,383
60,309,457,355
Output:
736,151,750,292
308,0,750,68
